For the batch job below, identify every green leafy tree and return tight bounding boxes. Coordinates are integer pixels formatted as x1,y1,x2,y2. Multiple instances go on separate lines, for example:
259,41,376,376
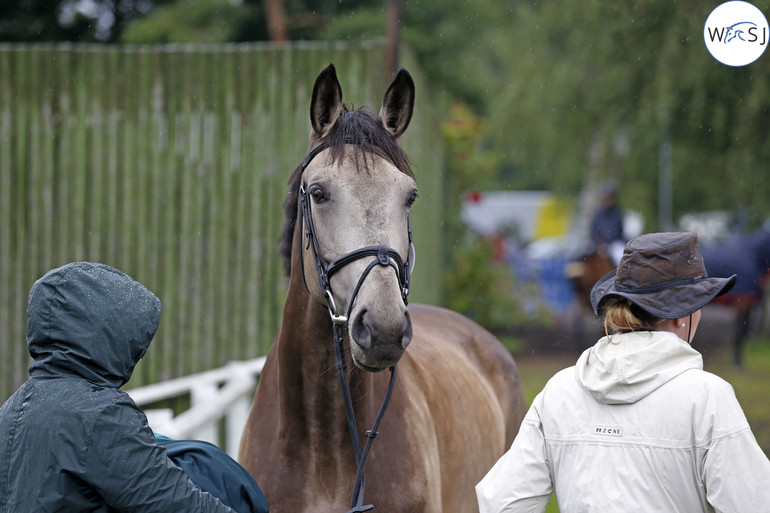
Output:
489,0,770,227
444,235,542,331
121,0,257,43
439,101,540,329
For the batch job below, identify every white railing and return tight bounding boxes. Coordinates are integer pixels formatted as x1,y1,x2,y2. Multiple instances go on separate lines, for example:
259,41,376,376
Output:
126,357,266,458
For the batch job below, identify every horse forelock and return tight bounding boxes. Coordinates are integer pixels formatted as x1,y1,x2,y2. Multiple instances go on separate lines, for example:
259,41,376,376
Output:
279,108,414,276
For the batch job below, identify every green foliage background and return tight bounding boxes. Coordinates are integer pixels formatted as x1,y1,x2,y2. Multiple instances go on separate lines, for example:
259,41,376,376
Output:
5,0,769,223
490,1,770,228
5,0,770,323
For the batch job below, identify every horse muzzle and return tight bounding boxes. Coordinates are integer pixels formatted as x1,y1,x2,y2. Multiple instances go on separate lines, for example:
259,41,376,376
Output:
349,308,412,371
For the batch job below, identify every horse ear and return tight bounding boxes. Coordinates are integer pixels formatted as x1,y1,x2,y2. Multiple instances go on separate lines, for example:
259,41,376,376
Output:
310,64,344,139
379,68,415,138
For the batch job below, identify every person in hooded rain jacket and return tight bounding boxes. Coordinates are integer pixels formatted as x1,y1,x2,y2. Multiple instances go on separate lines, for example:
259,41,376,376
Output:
0,262,240,513
476,232,770,513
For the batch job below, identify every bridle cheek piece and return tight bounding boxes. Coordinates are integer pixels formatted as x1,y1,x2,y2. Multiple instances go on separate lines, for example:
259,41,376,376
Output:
296,137,414,513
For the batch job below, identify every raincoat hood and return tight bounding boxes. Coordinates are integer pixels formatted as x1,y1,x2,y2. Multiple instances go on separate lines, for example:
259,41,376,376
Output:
575,330,702,404
26,262,161,388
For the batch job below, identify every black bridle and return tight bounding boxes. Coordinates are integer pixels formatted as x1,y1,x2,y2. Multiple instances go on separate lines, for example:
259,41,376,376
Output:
297,137,414,513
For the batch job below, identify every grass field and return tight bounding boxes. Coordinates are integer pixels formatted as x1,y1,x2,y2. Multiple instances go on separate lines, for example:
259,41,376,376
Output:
510,335,770,512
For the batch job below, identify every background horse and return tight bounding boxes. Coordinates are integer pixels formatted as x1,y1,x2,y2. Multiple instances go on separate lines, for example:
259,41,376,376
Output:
238,64,526,513
701,227,770,368
565,247,617,349
567,248,616,313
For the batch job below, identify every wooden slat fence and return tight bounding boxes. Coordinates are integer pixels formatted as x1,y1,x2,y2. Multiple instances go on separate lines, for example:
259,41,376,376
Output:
0,42,445,403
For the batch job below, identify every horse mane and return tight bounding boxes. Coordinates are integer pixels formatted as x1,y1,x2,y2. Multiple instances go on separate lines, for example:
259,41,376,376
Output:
279,107,415,276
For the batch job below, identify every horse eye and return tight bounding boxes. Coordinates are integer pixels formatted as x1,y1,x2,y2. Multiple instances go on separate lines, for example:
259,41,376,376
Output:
309,186,327,203
406,191,418,207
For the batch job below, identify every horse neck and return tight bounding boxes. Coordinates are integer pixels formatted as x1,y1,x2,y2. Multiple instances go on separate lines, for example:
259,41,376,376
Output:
274,229,378,442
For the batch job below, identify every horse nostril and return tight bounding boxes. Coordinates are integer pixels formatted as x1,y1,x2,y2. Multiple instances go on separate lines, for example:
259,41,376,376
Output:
351,310,372,349
352,309,412,351
401,312,413,349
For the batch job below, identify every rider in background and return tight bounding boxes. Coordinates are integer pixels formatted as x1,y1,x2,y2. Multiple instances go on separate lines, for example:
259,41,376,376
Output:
590,184,625,264
0,262,266,513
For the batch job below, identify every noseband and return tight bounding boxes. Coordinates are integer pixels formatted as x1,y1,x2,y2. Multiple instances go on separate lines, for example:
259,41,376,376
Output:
297,136,414,513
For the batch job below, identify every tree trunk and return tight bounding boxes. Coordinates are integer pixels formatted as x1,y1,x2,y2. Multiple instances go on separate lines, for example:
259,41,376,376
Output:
385,0,401,81
264,0,289,42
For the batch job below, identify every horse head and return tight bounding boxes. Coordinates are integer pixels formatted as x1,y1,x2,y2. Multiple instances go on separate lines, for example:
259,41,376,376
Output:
281,64,417,372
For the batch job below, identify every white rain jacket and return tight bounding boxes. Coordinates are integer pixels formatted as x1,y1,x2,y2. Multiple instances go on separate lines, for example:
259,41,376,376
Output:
476,331,770,513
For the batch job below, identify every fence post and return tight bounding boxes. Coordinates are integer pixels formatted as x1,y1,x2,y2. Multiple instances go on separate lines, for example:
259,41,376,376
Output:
225,362,254,457
190,383,220,444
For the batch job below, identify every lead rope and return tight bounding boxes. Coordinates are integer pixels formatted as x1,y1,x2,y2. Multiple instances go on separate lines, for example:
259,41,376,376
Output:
333,323,398,513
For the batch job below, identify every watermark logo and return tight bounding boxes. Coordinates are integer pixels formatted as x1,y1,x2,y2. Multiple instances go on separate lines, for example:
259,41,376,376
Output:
704,1,768,66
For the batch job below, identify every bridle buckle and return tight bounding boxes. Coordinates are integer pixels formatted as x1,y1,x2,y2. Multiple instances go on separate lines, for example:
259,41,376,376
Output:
324,289,348,325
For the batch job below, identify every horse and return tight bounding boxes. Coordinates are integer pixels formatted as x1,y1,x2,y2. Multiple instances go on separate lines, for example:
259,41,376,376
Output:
701,227,770,368
567,248,617,313
564,247,617,349
237,64,526,513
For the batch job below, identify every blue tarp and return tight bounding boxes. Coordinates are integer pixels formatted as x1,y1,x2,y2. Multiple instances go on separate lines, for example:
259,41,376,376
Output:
509,254,576,315
701,228,770,297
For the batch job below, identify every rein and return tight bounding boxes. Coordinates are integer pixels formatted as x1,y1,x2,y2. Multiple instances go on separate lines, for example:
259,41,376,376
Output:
297,137,413,513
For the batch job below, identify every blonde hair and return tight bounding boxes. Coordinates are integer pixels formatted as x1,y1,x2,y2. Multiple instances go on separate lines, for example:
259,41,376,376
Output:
600,296,662,337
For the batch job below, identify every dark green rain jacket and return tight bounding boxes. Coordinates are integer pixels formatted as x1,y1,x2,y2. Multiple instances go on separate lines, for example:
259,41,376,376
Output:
0,262,236,513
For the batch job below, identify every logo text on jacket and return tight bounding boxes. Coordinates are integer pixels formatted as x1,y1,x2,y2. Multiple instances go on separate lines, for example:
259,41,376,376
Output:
593,425,623,437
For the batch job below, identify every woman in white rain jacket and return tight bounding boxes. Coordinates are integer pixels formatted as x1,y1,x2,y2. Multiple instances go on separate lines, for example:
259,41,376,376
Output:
477,232,770,513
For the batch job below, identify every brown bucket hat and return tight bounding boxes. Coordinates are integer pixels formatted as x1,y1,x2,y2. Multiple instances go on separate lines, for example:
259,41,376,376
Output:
590,232,736,319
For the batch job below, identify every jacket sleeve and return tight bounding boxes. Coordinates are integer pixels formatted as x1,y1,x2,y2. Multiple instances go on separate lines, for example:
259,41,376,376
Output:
476,395,552,513
702,384,770,513
84,394,238,513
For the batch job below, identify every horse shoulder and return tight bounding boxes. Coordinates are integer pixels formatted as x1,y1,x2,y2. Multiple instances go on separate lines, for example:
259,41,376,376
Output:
408,303,525,426
398,303,526,510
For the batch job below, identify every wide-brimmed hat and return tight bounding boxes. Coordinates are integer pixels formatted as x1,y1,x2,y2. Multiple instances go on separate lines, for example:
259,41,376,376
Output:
590,232,736,319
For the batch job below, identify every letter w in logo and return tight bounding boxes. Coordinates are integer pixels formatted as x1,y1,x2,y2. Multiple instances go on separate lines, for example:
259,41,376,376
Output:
707,26,727,42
